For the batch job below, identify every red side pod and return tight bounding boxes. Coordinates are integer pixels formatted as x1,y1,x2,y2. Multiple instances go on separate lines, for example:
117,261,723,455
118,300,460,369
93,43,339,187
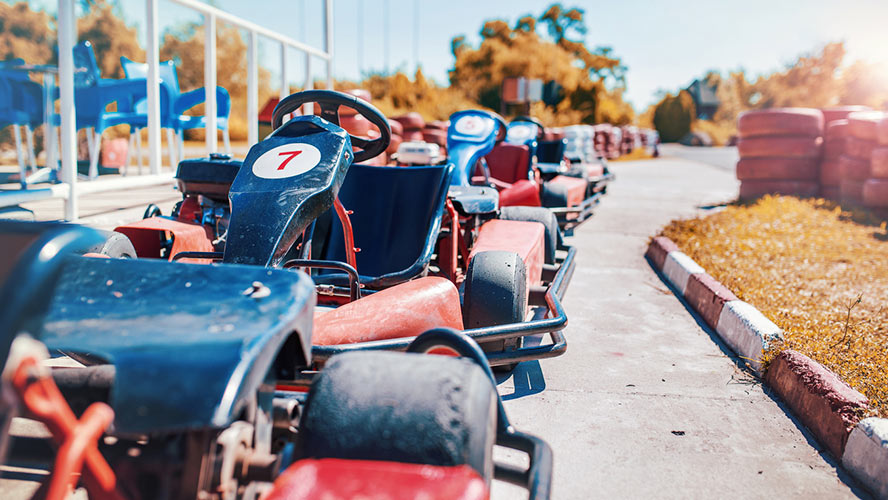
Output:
470,219,545,292
265,459,488,500
114,217,214,263
498,179,542,207
312,277,464,345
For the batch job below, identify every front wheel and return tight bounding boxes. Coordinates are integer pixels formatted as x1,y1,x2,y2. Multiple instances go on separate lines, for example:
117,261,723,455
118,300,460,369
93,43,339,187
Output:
462,250,527,372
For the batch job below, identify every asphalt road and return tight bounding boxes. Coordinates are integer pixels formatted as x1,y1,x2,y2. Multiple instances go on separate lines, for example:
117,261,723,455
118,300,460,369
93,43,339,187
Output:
7,150,869,499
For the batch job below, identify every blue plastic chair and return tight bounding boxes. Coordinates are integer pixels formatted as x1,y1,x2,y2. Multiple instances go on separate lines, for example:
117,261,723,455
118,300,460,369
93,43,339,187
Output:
68,41,174,178
0,59,44,179
121,56,231,166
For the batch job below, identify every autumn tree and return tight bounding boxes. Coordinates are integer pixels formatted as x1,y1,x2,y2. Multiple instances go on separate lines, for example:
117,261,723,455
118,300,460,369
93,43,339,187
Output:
0,2,55,64
652,91,695,143
77,0,144,79
448,4,632,126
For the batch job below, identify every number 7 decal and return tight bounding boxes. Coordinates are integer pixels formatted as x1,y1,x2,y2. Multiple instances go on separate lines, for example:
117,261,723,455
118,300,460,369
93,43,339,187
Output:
277,150,303,170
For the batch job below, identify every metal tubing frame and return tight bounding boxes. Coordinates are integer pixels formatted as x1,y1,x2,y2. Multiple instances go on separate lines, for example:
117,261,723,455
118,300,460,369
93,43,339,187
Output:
310,245,576,366
48,0,333,221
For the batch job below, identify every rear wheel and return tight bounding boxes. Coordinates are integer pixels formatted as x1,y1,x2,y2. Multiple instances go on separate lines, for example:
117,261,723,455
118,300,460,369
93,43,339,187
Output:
299,350,498,484
462,250,527,372
84,231,137,258
499,206,560,264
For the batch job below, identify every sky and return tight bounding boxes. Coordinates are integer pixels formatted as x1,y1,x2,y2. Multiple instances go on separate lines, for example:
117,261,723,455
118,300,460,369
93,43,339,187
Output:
23,0,888,110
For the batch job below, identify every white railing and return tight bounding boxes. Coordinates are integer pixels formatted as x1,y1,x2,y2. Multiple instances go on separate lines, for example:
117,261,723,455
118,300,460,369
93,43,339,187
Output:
5,0,334,222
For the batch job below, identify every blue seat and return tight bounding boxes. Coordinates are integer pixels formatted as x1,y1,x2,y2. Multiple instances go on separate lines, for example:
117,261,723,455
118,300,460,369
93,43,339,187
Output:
0,59,45,177
66,41,169,178
315,162,454,289
121,56,231,167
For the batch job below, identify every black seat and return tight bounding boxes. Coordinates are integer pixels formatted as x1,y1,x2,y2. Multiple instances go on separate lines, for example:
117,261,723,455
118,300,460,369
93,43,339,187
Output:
174,155,242,202
537,139,567,164
315,163,453,288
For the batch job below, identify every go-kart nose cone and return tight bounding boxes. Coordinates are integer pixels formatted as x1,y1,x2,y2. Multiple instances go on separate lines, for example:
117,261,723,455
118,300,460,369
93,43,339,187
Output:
251,143,322,180
452,114,494,139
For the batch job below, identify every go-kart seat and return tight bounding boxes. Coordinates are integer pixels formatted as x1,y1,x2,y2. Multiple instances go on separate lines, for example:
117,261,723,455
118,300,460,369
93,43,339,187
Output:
483,143,531,184
315,162,452,288
537,139,567,164
175,156,242,202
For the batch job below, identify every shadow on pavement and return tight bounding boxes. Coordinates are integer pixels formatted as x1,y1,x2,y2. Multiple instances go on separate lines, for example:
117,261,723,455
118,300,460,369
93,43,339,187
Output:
497,360,546,401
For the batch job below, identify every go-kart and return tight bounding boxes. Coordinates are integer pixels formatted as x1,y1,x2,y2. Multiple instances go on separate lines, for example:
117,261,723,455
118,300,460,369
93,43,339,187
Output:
0,220,552,499
483,117,614,232
103,90,572,371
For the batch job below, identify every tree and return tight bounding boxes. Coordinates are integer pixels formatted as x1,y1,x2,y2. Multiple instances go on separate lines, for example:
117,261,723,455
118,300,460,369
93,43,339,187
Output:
0,2,55,64
653,91,695,142
448,4,633,126
77,0,144,79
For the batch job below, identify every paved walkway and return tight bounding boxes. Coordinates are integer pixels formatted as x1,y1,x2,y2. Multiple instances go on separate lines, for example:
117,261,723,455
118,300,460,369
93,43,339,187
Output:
493,155,865,499
6,152,868,499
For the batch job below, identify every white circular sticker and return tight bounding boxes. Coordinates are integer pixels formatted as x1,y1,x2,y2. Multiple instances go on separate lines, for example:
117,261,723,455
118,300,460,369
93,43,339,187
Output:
507,124,534,141
251,143,321,179
454,115,493,137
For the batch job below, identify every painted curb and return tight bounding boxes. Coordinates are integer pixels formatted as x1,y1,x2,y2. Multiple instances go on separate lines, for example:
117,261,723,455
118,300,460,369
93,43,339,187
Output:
715,300,782,374
644,236,679,271
646,235,885,498
842,417,888,499
661,251,704,295
765,350,869,458
686,273,738,330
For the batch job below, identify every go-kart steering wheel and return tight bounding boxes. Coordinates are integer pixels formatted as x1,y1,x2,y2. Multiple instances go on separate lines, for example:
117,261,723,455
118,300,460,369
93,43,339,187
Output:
272,89,391,163
513,115,545,139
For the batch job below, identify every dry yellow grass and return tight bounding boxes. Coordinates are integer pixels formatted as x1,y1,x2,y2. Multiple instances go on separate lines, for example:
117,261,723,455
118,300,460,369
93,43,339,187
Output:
661,196,888,416
610,149,654,162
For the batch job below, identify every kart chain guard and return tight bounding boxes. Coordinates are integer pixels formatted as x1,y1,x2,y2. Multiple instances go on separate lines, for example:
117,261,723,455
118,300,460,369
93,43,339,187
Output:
225,116,351,267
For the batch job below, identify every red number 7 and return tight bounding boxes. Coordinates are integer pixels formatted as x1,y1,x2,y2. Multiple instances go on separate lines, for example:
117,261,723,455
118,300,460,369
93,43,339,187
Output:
277,150,303,170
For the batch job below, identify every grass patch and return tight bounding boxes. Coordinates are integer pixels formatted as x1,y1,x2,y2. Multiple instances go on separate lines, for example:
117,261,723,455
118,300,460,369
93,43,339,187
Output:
610,149,654,162
661,195,888,416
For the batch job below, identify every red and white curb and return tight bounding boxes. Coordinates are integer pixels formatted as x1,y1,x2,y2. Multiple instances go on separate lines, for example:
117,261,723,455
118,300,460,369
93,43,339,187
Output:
647,235,888,499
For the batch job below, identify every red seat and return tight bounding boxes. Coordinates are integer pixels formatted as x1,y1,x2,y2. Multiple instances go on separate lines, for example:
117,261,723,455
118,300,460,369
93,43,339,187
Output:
313,277,463,345
470,219,544,293
547,175,587,207
265,459,488,500
484,143,531,184
498,179,541,207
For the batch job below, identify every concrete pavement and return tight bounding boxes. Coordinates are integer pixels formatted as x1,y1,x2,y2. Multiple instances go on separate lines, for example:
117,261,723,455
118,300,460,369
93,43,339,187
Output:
492,155,865,498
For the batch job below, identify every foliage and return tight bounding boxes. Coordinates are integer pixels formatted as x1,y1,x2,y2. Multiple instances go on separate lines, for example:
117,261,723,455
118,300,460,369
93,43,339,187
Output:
448,4,633,126
0,1,55,64
343,69,481,121
159,21,273,141
77,0,143,79
652,90,695,142
662,195,888,416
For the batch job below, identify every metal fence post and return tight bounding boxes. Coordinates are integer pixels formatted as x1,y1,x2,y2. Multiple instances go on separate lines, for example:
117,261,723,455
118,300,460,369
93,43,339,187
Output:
204,12,217,153
303,53,313,115
247,30,258,145
325,0,334,89
57,0,77,221
146,0,162,175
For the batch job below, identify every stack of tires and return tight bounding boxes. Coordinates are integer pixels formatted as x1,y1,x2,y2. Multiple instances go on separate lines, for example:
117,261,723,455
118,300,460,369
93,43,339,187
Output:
840,112,883,205
736,108,823,199
820,119,849,200
863,117,888,212
392,112,426,142
423,120,448,150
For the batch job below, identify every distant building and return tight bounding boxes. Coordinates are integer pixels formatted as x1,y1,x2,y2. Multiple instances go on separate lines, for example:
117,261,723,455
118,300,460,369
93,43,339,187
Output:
685,79,719,120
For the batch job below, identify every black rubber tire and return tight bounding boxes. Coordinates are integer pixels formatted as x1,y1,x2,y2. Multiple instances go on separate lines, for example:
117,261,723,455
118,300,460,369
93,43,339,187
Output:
299,350,497,484
499,206,560,264
84,231,137,258
462,250,527,371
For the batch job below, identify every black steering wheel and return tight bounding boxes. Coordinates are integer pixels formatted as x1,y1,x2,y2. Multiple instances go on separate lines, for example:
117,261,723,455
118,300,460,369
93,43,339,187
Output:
513,115,545,139
272,89,391,163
